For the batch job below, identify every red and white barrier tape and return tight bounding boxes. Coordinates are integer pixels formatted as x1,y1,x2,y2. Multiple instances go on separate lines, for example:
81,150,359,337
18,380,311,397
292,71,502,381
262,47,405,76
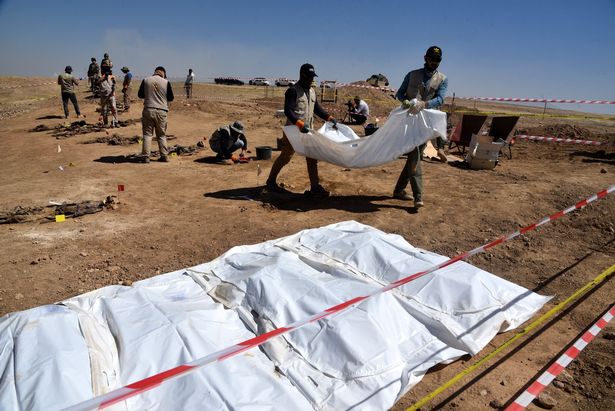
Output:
505,304,615,410
464,97,615,105
63,185,615,411
515,135,614,146
335,82,395,92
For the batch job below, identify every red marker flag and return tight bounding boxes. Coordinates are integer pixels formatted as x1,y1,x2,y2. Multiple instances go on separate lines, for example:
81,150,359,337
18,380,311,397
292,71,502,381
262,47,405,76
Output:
117,184,125,192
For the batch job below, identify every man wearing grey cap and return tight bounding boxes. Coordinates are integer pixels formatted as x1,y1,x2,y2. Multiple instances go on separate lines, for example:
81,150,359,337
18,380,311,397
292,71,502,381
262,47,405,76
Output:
265,63,337,197
209,121,248,164
392,46,448,208
137,66,174,163
57,66,81,119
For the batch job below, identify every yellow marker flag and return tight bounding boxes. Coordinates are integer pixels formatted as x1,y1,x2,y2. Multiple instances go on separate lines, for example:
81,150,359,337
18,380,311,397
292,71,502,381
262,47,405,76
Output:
55,214,66,222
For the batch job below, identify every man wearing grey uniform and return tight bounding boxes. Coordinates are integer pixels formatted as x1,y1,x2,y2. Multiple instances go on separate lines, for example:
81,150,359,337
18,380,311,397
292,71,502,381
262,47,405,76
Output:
138,66,174,163
57,66,81,119
392,46,448,208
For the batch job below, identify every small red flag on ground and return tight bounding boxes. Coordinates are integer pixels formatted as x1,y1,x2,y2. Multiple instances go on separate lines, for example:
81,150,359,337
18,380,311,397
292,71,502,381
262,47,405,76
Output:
117,184,125,192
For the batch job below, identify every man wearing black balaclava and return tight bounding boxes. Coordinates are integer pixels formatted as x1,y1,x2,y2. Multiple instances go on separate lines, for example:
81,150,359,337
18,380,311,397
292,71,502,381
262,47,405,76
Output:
392,46,449,209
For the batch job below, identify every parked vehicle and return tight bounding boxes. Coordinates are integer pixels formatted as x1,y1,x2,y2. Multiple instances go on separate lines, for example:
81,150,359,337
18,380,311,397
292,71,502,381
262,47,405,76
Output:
275,77,295,87
249,77,271,86
214,77,245,86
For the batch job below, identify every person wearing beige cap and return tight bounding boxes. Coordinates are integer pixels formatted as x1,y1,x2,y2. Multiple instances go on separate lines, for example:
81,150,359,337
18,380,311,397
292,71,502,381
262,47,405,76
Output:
120,66,132,111
209,121,248,164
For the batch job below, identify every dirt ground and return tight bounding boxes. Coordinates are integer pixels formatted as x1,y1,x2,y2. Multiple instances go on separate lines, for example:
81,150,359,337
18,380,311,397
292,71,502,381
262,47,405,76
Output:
0,78,614,410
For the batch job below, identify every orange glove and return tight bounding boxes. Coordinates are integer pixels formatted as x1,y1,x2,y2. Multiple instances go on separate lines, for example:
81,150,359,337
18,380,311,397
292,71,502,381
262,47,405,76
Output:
296,120,309,133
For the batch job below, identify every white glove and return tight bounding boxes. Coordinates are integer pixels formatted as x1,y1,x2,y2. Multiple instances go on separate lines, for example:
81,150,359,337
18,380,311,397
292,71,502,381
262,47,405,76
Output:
409,100,426,114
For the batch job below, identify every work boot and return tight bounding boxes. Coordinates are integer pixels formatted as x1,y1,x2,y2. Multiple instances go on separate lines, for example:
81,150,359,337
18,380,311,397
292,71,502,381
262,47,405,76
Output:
393,190,413,201
265,180,286,193
140,156,150,164
158,155,169,162
305,184,330,198
414,200,424,209
437,149,448,163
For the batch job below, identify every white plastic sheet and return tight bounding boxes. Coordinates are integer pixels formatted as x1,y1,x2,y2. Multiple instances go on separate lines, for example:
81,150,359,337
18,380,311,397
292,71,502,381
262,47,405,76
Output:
189,221,550,410
0,221,550,411
1,274,313,411
283,107,447,168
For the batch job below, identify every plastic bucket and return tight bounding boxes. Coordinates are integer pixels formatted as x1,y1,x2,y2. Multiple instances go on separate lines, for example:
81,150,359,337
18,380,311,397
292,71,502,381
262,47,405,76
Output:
256,146,273,160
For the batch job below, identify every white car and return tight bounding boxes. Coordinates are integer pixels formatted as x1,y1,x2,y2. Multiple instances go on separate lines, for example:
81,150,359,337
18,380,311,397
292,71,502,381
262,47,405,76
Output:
249,77,270,86
275,77,295,87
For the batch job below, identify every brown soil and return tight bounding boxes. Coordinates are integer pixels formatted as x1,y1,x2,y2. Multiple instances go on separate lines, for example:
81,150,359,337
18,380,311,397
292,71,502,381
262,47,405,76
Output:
1,78,614,410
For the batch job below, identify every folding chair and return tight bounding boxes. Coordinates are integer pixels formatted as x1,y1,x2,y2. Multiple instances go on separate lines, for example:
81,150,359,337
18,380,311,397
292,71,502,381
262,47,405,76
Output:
487,116,519,159
448,114,488,153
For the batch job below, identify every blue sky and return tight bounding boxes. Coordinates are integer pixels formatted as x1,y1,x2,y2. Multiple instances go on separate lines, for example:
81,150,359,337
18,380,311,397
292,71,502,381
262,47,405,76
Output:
0,0,613,113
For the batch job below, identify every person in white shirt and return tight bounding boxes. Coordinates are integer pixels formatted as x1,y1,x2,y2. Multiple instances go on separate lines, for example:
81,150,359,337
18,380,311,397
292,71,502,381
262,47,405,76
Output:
184,68,195,98
350,96,369,125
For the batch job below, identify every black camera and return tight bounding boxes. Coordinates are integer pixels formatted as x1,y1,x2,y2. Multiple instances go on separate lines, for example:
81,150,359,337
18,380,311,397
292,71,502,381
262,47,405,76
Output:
345,100,354,109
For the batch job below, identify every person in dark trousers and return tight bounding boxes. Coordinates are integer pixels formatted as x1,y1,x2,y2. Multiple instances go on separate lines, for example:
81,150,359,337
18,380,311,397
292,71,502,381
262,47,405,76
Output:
209,121,247,164
138,66,174,163
100,53,113,76
265,63,337,197
392,45,448,209
184,68,194,98
87,58,99,92
349,96,369,125
120,66,133,111
57,66,81,119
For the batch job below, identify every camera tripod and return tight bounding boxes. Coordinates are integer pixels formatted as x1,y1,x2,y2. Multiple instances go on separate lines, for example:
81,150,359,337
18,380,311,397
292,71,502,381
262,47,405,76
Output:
341,101,355,124
342,108,353,124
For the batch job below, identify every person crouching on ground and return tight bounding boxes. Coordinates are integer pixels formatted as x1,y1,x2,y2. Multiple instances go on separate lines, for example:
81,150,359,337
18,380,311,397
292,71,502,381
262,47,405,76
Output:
138,66,174,163
209,121,247,164
350,96,369,125
99,70,118,127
